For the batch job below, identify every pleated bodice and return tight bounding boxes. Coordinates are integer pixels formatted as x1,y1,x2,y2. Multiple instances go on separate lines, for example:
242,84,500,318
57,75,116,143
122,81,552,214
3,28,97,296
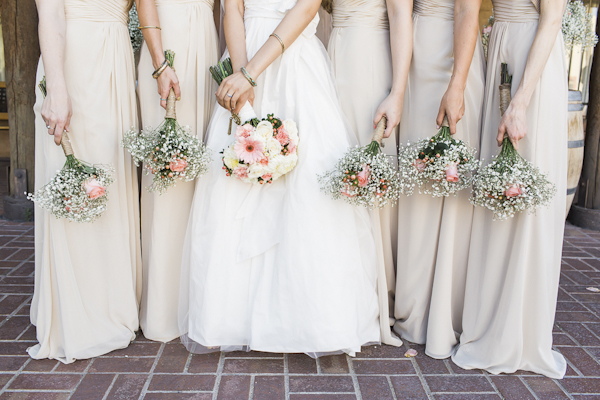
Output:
332,0,389,30
155,0,214,9
493,0,539,22
65,0,129,24
413,0,454,20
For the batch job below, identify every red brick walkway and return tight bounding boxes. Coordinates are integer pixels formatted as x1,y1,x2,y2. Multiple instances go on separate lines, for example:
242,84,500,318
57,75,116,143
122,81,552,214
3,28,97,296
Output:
0,220,597,399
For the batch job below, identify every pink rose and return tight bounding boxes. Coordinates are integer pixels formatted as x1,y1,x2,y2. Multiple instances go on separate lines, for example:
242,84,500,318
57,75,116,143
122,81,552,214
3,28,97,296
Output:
169,159,188,172
275,129,290,146
357,165,370,188
483,26,492,34
261,173,272,182
505,184,523,198
414,159,426,172
445,162,459,182
235,124,254,138
83,178,106,200
233,166,249,179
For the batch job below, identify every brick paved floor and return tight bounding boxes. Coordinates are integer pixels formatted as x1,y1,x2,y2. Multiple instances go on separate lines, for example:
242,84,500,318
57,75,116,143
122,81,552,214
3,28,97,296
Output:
0,221,597,399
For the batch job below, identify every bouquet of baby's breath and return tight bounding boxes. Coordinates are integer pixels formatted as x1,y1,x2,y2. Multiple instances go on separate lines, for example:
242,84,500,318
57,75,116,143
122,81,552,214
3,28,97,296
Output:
398,117,479,197
470,63,556,221
481,14,494,59
28,77,114,223
128,3,144,53
123,51,212,194
563,0,598,50
319,118,402,209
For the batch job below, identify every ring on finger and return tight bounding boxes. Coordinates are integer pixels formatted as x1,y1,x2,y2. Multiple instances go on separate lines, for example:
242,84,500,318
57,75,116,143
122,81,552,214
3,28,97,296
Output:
226,93,233,98
160,98,167,101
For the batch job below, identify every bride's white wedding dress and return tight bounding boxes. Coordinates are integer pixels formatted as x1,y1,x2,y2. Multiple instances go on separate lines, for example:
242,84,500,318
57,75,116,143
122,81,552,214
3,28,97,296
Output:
179,0,381,356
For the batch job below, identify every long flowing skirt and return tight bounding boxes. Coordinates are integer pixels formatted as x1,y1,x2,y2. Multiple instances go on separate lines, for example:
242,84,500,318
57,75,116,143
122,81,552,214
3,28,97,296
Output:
328,25,401,346
30,20,141,363
179,11,381,355
137,0,218,343
452,20,568,379
393,13,486,359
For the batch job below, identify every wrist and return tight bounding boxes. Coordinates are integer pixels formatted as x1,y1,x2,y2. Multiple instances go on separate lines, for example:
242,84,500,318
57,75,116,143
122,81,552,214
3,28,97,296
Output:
447,77,466,93
510,92,529,110
152,56,166,70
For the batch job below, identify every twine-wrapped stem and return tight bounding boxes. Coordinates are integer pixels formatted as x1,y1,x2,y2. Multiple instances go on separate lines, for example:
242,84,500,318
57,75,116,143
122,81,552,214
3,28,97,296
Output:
371,116,387,145
60,131,74,157
499,83,512,116
165,88,177,120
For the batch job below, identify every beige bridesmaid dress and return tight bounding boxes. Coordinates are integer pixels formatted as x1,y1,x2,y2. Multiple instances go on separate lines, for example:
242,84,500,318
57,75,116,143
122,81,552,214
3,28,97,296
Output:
327,0,401,347
31,0,141,363
452,0,568,379
137,0,219,342
393,0,485,358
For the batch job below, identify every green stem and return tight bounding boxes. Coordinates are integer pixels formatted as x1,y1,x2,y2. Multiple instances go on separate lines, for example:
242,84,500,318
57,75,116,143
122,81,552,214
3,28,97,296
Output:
365,141,381,157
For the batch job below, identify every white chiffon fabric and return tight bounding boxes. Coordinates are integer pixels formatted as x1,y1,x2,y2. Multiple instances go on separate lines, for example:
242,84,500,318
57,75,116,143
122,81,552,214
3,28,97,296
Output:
179,0,381,356
327,0,402,347
30,0,141,363
452,0,568,379
393,0,485,359
137,0,218,343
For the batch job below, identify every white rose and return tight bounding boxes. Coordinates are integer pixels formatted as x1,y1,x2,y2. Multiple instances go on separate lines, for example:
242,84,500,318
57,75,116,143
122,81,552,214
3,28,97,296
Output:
283,120,299,144
280,154,298,174
266,138,282,157
222,145,239,169
248,163,270,179
255,121,274,140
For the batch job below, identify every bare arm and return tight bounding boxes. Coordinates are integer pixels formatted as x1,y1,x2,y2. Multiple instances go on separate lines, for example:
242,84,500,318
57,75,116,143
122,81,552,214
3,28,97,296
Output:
373,0,413,138
136,0,181,108
36,0,71,145
497,0,566,149
217,0,321,113
436,0,481,134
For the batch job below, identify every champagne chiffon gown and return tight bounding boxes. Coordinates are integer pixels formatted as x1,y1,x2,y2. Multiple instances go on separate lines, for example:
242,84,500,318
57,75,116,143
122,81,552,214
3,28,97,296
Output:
393,0,485,359
327,0,401,347
31,0,141,363
137,0,218,343
179,0,381,355
452,0,568,379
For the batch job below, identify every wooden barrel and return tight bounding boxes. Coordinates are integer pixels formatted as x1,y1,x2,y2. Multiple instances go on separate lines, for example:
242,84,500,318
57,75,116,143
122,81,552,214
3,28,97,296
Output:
567,90,584,217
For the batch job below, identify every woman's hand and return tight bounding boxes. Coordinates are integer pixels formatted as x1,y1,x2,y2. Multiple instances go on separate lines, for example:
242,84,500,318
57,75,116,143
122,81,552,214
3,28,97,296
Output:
497,99,527,149
41,84,72,146
436,84,465,134
157,66,181,109
216,71,253,113
373,93,403,138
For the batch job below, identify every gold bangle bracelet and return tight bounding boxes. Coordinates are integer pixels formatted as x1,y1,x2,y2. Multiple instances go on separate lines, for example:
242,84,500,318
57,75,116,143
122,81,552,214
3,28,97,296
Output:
270,33,285,54
138,26,161,30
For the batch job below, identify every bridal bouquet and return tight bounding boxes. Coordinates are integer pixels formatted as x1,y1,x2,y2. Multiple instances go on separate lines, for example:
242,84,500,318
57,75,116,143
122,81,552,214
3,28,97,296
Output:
123,51,212,194
28,77,114,223
222,114,299,184
470,63,556,221
397,117,479,197
562,0,598,50
318,117,402,209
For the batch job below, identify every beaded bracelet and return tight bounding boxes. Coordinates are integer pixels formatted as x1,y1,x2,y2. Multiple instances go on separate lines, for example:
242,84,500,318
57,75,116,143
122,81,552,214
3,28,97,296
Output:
152,59,169,79
241,67,257,87
270,33,285,54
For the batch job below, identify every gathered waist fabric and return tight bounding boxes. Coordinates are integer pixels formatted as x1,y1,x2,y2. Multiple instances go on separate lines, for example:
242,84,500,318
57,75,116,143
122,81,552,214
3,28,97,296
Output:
155,0,213,8
332,7,389,30
65,3,129,25
493,1,539,22
413,0,454,20
244,4,319,38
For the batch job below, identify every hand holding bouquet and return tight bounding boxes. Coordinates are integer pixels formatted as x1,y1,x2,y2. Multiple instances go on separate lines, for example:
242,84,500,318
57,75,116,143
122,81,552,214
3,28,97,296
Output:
123,50,212,194
398,116,479,197
470,63,556,220
28,77,114,223
319,117,402,209
222,114,299,184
